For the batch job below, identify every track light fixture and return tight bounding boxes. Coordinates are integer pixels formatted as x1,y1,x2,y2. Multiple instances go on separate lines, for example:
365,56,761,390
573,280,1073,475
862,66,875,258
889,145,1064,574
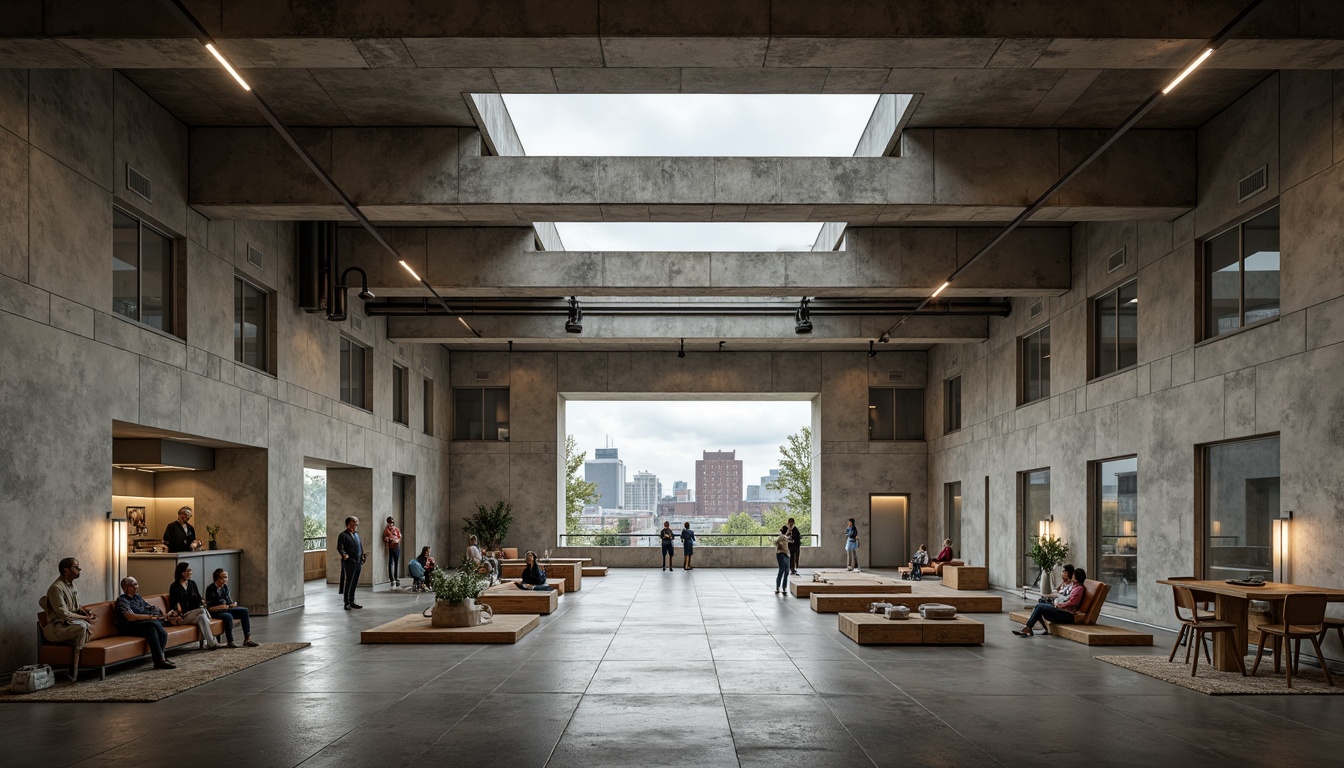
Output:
677,339,686,359
794,298,813,335
565,296,583,334
868,340,877,358
719,341,726,352
878,333,890,343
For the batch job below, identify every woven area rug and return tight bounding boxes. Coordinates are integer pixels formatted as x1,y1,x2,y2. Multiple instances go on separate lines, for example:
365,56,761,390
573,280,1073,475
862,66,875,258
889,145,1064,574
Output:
1097,654,1343,695
0,642,309,703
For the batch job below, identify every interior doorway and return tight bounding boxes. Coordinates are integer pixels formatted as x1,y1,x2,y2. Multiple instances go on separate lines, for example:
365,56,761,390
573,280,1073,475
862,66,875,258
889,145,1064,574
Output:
868,494,909,568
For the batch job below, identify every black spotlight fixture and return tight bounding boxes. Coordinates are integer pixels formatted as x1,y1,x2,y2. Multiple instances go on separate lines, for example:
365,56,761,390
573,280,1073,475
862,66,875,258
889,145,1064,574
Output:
718,341,726,352
326,266,375,321
794,297,813,335
868,340,877,358
564,296,583,334
878,333,890,344
677,339,686,359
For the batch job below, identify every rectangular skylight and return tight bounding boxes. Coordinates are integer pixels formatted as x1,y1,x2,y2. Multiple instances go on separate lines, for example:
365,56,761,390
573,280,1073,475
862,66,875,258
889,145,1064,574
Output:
554,222,825,252
502,94,881,157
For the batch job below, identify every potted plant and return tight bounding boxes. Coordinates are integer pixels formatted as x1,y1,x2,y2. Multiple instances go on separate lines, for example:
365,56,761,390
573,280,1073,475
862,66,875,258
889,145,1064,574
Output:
424,558,492,628
1027,534,1070,595
205,524,222,550
462,500,513,553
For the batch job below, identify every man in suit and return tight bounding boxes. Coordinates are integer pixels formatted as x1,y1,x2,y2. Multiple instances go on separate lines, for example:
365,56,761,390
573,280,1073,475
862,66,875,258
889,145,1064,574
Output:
163,506,197,552
337,516,366,610
787,518,803,575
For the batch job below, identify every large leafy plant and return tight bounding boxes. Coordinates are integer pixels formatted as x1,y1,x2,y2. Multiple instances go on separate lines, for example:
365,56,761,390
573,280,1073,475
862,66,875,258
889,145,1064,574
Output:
1028,534,1070,571
463,500,513,551
430,558,490,604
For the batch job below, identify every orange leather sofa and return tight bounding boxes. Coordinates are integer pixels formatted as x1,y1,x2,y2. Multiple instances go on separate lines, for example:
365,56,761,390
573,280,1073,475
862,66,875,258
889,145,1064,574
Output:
38,594,227,680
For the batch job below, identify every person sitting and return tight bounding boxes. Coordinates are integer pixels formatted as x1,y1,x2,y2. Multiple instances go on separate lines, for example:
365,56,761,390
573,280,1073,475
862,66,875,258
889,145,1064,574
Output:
168,562,221,651
1014,568,1087,637
43,557,95,682
115,577,176,670
467,535,499,585
933,539,955,564
515,551,555,591
416,546,437,583
206,569,259,647
1038,564,1076,603
407,558,428,592
910,545,931,580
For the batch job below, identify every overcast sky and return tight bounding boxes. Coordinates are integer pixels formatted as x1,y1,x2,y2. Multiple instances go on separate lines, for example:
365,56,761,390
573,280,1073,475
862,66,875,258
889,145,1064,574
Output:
503,94,879,252
566,400,812,499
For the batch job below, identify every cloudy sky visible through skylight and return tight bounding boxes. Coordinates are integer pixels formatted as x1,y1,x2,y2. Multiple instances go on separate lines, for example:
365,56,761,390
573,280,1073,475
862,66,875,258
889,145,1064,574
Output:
503,94,880,252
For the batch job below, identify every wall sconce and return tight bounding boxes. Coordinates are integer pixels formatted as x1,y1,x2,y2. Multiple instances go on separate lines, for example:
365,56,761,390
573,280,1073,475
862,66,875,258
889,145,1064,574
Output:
1272,510,1292,584
1211,519,1222,537
1038,515,1055,538
107,509,128,600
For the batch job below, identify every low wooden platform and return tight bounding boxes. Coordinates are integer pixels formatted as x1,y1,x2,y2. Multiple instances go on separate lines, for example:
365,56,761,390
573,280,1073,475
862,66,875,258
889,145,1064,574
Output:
790,581,911,598
1007,610,1153,646
942,565,989,590
582,566,607,577
811,593,1001,614
499,562,582,592
478,584,559,614
361,613,540,644
499,577,566,595
838,613,984,645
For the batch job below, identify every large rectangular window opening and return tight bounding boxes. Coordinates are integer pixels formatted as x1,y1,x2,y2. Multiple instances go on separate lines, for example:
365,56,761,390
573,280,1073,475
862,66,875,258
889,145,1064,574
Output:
1095,457,1138,607
1203,206,1280,339
869,388,924,441
392,365,409,426
1094,280,1137,378
339,336,368,410
944,481,962,556
560,396,815,548
454,388,510,441
1019,468,1051,588
1203,436,1280,581
1019,325,1051,405
944,376,962,433
113,206,176,333
234,276,269,372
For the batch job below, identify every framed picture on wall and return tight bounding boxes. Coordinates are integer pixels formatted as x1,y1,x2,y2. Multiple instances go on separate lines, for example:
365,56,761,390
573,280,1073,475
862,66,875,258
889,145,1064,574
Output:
126,506,147,536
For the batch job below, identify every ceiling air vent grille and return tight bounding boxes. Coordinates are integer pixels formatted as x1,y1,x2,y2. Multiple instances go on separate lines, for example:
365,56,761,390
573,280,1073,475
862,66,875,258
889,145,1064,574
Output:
887,371,904,383
126,165,151,202
1106,247,1126,273
246,245,263,269
1237,166,1267,203
1029,300,1043,319
474,371,491,382
350,315,364,331
397,346,405,359
949,355,958,372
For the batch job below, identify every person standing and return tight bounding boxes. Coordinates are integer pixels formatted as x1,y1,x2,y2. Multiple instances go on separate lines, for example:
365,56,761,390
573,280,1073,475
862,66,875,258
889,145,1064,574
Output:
43,557,94,682
206,569,259,647
786,518,803,575
337,516,366,610
659,521,676,571
845,517,860,572
680,522,696,571
163,506,197,552
384,516,403,588
168,562,221,650
774,526,791,594
115,577,175,670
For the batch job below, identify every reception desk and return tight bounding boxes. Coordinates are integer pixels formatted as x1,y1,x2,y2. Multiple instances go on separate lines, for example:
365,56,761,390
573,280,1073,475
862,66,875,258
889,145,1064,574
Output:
127,549,243,599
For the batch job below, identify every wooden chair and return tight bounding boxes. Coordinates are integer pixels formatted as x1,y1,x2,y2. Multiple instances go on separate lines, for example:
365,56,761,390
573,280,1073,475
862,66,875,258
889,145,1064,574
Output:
1318,615,1344,650
1166,576,1215,648
1252,593,1333,688
1169,586,1244,677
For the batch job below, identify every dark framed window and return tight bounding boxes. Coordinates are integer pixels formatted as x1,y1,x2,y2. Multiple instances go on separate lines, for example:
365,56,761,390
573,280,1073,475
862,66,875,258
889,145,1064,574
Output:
1094,280,1138,378
233,276,269,372
392,365,409,425
1203,437,1279,581
112,206,175,332
1019,468,1051,588
339,336,368,409
1019,325,1051,405
454,388,510,440
944,481,962,554
1203,206,1279,340
1095,457,1138,607
423,379,434,436
944,376,962,433
868,387,924,441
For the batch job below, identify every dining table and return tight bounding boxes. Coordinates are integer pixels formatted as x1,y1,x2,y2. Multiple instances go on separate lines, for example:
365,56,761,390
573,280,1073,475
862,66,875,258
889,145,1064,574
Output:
1157,579,1344,672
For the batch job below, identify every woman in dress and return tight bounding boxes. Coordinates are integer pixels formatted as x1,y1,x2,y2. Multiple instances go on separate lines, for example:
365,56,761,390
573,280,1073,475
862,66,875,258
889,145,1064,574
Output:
845,517,860,571
680,522,697,570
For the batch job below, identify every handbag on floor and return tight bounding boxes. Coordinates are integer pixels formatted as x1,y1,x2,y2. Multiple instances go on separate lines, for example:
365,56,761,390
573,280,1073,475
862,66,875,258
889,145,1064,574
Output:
11,664,55,693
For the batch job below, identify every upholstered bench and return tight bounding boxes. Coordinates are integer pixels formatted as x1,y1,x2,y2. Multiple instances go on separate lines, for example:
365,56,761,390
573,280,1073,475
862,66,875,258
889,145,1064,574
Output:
38,594,226,680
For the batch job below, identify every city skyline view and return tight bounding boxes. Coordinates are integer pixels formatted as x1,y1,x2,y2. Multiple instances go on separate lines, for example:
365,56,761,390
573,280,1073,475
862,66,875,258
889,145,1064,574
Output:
565,400,812,505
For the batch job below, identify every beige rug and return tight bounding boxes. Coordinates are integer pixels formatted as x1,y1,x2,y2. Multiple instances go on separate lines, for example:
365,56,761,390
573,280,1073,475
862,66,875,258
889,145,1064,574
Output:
1097,654,1343,695
1,642,309,703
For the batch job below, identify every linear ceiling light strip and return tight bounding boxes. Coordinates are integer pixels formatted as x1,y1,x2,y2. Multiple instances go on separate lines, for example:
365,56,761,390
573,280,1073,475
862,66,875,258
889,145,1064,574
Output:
161,0,481,338
875,0,1268,344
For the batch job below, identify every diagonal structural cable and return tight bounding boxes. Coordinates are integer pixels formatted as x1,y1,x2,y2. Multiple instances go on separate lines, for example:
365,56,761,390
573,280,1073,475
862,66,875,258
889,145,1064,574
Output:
876,0,1269,344
159,0,481,337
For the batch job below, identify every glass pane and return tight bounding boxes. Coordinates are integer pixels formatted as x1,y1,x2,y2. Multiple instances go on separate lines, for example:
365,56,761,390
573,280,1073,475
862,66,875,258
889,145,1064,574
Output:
894,389,923,440
1024,334,1039,403
340,338,351,405
1039,326,1051,398
393,366,407,424
423,379,434,435
1021,469,1051,587
140,226,172,331
1097,457,1138,607
237,280,266,370
1117,281,1138,371
1204,228,1240,337
1242,207,1280,326
234,278,243,364
1205,437,1280,581
1096,289,1119,377
484,388,509,440
868,388,895,440
350,343,365,408
945,376,961,432
454,388,483,440
112,209,139,320
945,481,962,556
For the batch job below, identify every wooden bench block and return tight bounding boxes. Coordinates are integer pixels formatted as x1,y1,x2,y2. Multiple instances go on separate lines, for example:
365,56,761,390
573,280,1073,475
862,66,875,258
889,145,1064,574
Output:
941,566,989,590
790,581,911,598
810,593,1002,614
838,613,984,645
1007,610,1153,646
500,578,566,595
582,566,607,577
499,563,582,592
478,584,559,614
361,613,540,644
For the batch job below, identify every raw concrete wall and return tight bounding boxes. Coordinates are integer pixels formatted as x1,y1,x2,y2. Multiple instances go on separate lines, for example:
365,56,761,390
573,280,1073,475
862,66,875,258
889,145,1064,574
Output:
0,69,452,673
924,71,1344,661
446,350,929,571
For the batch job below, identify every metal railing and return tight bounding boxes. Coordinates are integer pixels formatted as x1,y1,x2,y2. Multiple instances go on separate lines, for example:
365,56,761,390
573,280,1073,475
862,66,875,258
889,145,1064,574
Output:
558,532,819,547
304,536,326,551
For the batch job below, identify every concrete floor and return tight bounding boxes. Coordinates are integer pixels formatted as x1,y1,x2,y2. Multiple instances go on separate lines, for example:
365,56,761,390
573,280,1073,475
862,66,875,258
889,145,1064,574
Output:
5,568,1344,768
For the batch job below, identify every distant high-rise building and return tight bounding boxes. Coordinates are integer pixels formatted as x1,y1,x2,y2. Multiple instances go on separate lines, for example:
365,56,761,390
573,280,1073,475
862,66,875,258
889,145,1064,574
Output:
585,447,625,509
673,480,693,502
746,484,762,501
696,450,743,517
626,470,660,513
758,469,786,503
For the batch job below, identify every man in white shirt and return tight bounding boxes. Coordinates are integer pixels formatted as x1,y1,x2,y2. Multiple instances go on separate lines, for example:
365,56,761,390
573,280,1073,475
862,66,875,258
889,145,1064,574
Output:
467,535,499,584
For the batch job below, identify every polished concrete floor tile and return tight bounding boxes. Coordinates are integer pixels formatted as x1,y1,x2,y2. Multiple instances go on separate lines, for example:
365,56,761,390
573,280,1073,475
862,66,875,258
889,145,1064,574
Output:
546,694,738,768
587,660,721,694
715,660,815,694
